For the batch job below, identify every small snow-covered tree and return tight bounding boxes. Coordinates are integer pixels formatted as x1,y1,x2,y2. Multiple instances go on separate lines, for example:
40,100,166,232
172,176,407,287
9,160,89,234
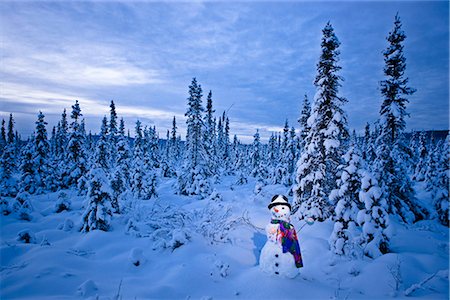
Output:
293,22,349,221
357,172,390,258
18,138,36,194
0,144,17,196
12,191,33,221
80,168,113,232
329,145,364,257
250,129,267,179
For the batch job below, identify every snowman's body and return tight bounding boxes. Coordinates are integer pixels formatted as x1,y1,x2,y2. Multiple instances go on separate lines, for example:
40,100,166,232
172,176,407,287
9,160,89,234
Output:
259,196,300,278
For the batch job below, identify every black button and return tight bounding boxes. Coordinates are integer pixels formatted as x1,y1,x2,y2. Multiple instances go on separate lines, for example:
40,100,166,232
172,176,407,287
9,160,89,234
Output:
275,271,279,275
275,254,279,257
275,263,279,267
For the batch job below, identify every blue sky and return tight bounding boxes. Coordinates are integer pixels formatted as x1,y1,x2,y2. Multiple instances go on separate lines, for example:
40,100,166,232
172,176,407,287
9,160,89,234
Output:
0,1,448,143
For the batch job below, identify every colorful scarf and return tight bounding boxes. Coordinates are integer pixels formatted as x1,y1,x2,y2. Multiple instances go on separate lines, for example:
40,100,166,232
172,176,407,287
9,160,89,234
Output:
271,219,303,268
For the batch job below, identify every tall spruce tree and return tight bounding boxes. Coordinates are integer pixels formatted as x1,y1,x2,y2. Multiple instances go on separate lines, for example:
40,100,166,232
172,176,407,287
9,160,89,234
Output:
293,22,349,221
7,113,14,144
203,91,218,175
0,119,6,150
178,78,211,198
373,14,426,223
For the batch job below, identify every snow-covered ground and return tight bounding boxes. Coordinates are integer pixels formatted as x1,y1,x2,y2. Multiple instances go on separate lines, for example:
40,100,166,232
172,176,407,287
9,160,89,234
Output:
1,177,448,299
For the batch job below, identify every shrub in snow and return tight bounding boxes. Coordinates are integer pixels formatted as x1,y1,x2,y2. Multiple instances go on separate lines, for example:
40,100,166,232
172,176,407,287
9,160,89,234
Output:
254,180,264,195
12,191,33,221
40,236,51,246
235,170,248,185
77,279,98,297
58,218,74,231
54,191,71,213
208,190,222,202
146,205,193,250
80,168,113,233
0,197,11,215
129,247,146,266
356,172,390,258
17,229,36,244
195,202,242,245
210,258,230,280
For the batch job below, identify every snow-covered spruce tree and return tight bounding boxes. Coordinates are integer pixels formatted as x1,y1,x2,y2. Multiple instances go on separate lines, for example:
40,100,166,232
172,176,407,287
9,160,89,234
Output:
0,119,6,152
80,166,113,232
267,133,278,170
12,191,33,221
80,119,114,232
7,113,14,144
357,171,390,258
203,90,218,176
373,14,426,223
131,120,145,198
56,109,69,160
33,111,57,193
169,116,181,166
425,137,440,192
178,78,211,198
109,100,118,165
250,129,267,179
329,144,364,257
110,118,131,212
298,94,311,151
18,137,36,194
431,135,449,226
65,100,87,188
223,113,231,173
0,143,17,196
272,120,290,185
273,120,296,186
412,131,428,181
293,22,349,221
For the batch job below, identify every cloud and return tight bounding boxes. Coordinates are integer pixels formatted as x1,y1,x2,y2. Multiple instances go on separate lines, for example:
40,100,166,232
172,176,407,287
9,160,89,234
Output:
1,42,164,87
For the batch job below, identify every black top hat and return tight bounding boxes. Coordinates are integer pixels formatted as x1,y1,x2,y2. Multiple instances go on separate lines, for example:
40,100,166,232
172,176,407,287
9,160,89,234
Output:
268,194,291,210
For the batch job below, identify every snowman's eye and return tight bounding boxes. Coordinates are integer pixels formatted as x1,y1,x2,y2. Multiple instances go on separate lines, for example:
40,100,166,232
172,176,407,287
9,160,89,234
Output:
282,207,285,210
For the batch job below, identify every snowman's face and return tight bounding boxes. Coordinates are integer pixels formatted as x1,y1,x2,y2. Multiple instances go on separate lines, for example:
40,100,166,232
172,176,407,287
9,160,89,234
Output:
270,204,291,220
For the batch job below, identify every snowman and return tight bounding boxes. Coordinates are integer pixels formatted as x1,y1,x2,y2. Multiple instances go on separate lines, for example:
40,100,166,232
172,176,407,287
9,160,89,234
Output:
259,195,303,278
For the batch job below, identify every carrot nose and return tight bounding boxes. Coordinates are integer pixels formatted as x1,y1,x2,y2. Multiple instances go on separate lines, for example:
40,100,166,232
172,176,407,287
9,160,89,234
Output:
274,208,279,213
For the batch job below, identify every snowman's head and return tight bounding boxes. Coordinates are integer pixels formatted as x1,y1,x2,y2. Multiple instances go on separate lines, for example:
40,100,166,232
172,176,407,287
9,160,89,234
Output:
268,195,291,221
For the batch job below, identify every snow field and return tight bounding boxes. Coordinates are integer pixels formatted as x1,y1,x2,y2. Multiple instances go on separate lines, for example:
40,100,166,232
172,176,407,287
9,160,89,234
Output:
1,176,448,299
